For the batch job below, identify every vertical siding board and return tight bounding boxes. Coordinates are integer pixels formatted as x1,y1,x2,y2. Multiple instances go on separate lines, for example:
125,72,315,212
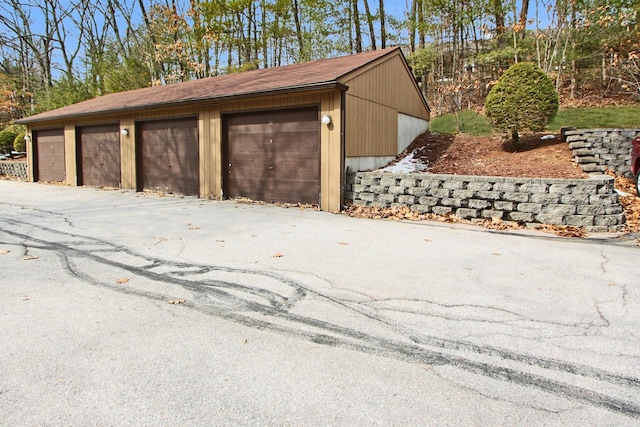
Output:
64,124,76,185
198,108,209,198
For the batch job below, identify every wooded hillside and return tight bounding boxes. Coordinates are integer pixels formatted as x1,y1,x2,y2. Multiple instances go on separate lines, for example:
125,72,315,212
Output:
0,0,637,126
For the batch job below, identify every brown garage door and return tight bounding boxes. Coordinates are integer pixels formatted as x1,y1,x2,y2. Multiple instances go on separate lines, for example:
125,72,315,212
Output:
137,117,199,196
224,108,320,205
77,124,120,188
34,129,65,182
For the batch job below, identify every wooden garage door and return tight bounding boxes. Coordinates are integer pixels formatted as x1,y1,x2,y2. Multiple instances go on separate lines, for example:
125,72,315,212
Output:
225,108,320,205
34,129,65,182
77,124,120,188
137,117,199,196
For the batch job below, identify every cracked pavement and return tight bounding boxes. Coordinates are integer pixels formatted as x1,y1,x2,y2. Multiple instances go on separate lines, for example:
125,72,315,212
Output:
0,180,639,425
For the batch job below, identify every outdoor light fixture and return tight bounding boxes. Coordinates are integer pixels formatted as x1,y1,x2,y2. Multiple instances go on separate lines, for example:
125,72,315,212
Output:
121,128,129,136
321,114,332,125
23,134,30,142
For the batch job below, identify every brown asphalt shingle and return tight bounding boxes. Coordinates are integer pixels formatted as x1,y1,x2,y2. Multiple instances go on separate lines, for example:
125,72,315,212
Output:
19,47,400,124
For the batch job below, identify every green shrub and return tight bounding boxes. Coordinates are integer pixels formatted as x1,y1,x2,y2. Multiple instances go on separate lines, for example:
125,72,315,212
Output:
14,131,26,152
0,128,18,153
485,62,558,144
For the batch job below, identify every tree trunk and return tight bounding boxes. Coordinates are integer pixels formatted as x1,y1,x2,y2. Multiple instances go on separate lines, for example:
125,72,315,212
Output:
292,0,305,60
363,0,376,50
353,0,363,53
518,0,529,39
379,0,386,48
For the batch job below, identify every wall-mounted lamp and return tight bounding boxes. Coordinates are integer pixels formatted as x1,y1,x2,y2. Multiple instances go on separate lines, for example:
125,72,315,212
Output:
121,128,129,136
321,114,332,125
24,134,31,142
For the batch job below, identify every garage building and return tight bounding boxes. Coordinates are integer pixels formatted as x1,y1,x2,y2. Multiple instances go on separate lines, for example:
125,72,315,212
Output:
18,47,430,211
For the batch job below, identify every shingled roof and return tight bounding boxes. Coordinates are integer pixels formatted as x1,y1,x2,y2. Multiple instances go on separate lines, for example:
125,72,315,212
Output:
19,47,403,124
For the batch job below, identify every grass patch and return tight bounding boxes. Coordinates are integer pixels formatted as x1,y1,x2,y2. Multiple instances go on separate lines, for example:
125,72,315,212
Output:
548,105,640,130
430,110,493,136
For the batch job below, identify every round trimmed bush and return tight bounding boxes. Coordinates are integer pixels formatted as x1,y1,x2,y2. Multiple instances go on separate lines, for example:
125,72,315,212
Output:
0,128,18,154
485,62,559,144
14,131,26,152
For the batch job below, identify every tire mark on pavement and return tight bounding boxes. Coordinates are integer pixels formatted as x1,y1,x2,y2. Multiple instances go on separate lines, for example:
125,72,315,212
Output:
1,216,639,418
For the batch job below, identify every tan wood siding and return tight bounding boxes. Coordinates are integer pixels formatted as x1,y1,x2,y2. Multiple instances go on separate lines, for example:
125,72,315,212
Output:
340,52,429,158
344,96,397,157
341,53,429,120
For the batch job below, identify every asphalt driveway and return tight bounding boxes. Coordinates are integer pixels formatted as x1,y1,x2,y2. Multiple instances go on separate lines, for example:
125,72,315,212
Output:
1,180,639,425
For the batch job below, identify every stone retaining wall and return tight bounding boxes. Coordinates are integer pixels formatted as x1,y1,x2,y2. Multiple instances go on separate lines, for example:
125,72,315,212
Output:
565,128,640,177
0,161,27,180
345,172,625,232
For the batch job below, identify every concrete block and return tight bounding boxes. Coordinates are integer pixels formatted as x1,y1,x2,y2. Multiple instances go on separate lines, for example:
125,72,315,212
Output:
380,176,398,186
443,180,465,190
589,194,618,205
398,195,416,205
420,179,443,189
481,210,504,219
456,208,479,219
475,191,502,200
468,199,491,209
549,184,571,194
453,190,475,199
407,187,428,197
411,204,433,213
431,189,451,198
577,205,605,215
507,212,535,222
359,192,375,202
571,185,598,194
494,201,514,211
388,186,407,195
519,183,548,193
432,206,452,216
376,194,395,204
400,178,417,187
536,213,565,225
605,205,624,215
566,215,594,227
467,181,492,191
594,215,623,226
561,194,590,204
518,203,543,213
369,185,387,194
503,192,529,203
530,193,560,204
441,198,462,207
493,182,517,192
360,177,381,186
353,199,369,206
542,204,576,216
418,196,439,206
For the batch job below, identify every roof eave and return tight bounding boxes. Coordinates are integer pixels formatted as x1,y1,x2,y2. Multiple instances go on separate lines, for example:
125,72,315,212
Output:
17,81,349,125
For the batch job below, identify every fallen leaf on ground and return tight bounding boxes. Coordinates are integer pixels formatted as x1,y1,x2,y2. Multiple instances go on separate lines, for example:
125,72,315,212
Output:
338,242,349,245
23,255,39,260
116,278,129,284
271,252,284,258
0,250,9,255
168,299,186,304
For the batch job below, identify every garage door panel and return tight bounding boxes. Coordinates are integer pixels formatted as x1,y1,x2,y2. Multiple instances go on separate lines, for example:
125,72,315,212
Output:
138,117,199,196
231,178,320,205
35,129,65,182
229,157,319,182
227,109,317,127
225,107,320,205
78,124,120,188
